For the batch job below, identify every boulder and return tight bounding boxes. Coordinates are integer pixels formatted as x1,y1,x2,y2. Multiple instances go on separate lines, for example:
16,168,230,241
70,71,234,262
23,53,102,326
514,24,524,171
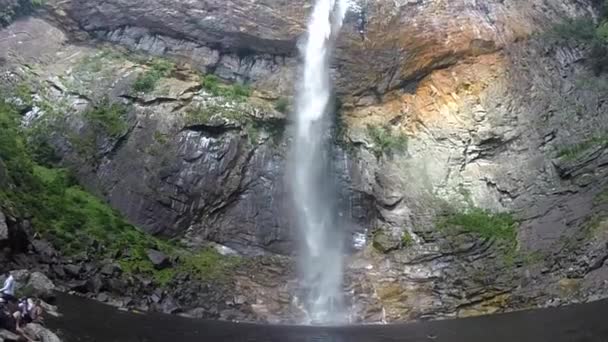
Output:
160,296,180,314
25,272,56,300
31,240,56,259
63,264,82,277
146,249,171,270
67,280,88,293
50,265,65,279
85,275,104,294
0,270,56,300
0,328,20,341
23,323,62,342
97,292,109,302
100,263,122,276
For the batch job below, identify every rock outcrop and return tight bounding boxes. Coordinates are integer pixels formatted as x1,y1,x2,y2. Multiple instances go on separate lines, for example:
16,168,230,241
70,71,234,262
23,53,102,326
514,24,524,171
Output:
0,0,607,324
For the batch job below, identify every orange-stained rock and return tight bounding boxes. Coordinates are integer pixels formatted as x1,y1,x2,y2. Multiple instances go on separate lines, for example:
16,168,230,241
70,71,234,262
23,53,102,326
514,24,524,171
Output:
345,52,506,134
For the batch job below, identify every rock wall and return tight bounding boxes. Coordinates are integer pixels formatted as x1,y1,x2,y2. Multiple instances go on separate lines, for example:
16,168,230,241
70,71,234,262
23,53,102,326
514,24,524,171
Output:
0,0,607,323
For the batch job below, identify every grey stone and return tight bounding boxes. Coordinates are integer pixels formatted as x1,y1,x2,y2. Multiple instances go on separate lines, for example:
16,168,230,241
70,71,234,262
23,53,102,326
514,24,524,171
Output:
97,292,109,302
63,264,82,277
160,296,180,314
0,328,20,341
86,276,104,294
100,263,122,276
23,323,62,342
26,272,56,300
31,240,56,258
146,249,171,270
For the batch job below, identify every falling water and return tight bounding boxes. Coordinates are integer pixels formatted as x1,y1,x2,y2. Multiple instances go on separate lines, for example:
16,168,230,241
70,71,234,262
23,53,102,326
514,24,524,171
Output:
289,0,349,324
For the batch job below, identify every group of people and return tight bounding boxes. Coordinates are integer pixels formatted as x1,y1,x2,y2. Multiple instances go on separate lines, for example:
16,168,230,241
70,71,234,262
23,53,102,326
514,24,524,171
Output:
0,273,44,340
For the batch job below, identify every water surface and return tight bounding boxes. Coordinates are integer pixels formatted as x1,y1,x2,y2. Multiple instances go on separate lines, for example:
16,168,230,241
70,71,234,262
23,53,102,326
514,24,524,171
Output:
47,294,608,342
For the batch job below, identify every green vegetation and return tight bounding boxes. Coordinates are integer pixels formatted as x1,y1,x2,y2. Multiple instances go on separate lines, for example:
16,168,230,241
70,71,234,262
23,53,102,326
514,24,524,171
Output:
15,83,33,108
401,231,414,247
366,124,408,158
133,59,175,93
274,98,289,113
439,208,517,244
83,99,129,138
185,104,242,126
153,131,169,145
547,3,608,74
200,75,251,101
0,98,239,286
556,133,608,160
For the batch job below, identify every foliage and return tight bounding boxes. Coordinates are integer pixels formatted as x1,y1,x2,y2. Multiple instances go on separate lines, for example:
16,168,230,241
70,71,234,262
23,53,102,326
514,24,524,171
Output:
401,231,414,247
366,124,408,158
83,98,129,137
439,208,517,244
200,75,251,101
0,98,239,287
15,83,33,108
153,131,169,145
185,104,241,126
133,59,175,93
274,98,289,113
556,133,608,160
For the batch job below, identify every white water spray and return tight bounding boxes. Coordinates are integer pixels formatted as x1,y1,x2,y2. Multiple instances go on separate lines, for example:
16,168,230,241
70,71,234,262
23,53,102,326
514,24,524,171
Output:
290,0,349,324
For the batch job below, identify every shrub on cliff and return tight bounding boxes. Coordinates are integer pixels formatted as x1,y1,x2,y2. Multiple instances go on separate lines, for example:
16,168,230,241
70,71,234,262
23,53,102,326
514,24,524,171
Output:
133,59,174,93
200,74,251,101
438,208,517,245
366,124,408,158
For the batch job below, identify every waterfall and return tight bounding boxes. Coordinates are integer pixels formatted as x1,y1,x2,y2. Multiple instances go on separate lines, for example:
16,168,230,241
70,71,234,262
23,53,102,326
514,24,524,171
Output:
289,0,349,325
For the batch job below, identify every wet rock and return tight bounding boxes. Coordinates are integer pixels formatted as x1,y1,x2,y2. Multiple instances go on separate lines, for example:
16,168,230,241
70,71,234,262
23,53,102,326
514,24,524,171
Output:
97,292,110,302
23,323,62,342
147,249,171,270
160,296,180,314
63,264,82,278
0,328,20,341
67,280,88,293
182,307,207,318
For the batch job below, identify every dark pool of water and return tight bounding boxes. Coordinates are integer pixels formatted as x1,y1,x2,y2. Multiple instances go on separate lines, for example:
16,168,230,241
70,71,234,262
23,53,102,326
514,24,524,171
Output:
46,294,608,342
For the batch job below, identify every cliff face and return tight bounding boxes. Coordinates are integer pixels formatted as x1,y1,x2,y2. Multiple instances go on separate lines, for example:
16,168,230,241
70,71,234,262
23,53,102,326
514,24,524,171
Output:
1,0,608,323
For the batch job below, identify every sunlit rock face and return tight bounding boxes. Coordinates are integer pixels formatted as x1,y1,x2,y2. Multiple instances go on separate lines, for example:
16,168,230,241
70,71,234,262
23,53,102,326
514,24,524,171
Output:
2,0,607,324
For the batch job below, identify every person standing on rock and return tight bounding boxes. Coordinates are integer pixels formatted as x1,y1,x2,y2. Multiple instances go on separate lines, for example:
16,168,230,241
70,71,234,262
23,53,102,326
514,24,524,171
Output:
0,273,15,302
